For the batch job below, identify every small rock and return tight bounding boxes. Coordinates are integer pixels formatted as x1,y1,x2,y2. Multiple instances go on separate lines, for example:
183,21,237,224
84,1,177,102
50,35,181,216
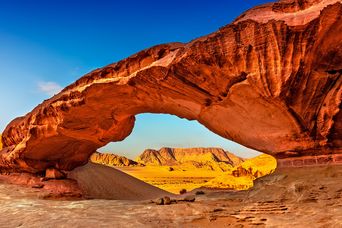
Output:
40,177,48,182
45,168,65,179
184,195,196,202
155,198,164,205
213,208,224,212
171,199,177,204
179,189,187,194
195,190,205,195
163,196,171,205
32,184,44,189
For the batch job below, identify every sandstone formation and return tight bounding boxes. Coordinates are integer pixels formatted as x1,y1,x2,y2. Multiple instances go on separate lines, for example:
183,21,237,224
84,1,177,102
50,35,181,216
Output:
237,154,277,177
90,152,141,167
0,0,341,173
136,147,244,169
203,154,277,190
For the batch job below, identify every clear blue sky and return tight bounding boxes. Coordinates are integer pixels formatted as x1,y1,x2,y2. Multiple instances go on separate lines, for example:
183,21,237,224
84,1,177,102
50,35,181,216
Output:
0,0,274,159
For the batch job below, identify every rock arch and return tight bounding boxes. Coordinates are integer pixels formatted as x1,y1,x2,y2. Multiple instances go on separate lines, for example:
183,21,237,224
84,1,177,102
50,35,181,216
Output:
1,0,341,173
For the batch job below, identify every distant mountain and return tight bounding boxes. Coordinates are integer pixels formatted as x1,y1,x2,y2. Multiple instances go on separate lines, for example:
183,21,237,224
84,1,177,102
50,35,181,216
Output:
135,147,244,171
91,149,277,192
90,152,142,167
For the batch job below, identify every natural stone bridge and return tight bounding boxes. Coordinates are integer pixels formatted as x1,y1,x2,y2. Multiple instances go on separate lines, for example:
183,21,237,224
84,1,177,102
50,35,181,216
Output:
0,0,341,173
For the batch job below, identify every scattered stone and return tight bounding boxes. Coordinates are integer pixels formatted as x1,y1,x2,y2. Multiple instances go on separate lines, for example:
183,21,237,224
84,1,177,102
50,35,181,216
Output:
163,196,171,205
195,190,205,195
170,199,177,204
155,198,164,205
184,195,196,202
40,177,48,182
45,168,65,179
213,208,224,212
179,189,187,194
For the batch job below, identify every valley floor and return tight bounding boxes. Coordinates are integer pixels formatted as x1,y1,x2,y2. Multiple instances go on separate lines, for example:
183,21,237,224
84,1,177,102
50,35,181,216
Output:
0,165,341,227
116,166,219,194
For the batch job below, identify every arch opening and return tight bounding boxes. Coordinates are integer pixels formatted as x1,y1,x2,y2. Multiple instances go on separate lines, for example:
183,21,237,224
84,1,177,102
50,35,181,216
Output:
92,113,277,193
98,113,263,159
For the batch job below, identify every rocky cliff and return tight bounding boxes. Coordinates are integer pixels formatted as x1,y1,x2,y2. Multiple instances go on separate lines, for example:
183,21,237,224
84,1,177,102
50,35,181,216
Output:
231,154,277,178
90,152,141,167
0,0,341,173
136,147,244,168
204,154,277,189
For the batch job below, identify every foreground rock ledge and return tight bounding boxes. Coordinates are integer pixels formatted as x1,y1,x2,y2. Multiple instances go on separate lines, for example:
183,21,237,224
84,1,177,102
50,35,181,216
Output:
1,0,341,173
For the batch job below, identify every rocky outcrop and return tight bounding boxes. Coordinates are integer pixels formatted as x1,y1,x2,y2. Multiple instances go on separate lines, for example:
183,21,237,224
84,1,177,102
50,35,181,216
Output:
90,152,141,167
204,154,277,189
238,154,277,177
0,0,341,173
136,147,244,168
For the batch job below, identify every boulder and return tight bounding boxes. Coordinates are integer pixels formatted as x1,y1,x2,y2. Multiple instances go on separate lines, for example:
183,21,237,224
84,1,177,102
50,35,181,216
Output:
45,168,65,179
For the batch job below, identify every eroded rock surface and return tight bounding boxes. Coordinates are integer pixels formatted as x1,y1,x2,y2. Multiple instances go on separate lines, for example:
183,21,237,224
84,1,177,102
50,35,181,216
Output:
0,0,341,173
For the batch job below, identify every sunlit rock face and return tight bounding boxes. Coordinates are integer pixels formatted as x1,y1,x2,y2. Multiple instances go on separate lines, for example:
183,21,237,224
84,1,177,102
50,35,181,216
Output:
0,0,341,173
90,152,141,167
136,147,244,167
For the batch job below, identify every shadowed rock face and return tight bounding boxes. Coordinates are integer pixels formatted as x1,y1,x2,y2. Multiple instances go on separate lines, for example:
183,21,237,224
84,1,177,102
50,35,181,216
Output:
0,0,341,173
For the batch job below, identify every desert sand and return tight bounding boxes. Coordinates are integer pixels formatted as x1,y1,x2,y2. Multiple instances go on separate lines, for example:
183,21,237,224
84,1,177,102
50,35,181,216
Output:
96,151,276,194
68,162,172,200
0,164,340,227
116,166,219,194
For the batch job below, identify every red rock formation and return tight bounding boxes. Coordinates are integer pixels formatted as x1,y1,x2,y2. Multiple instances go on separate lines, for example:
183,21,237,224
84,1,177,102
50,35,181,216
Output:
0,0,341,173
277,154,342,167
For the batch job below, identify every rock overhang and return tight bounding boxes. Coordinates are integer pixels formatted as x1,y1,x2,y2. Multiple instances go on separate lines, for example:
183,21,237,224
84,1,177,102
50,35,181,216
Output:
0,0,341,173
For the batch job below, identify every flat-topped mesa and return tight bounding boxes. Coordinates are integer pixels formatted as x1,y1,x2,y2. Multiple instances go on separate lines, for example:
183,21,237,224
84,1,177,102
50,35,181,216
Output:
0,0,341,173
136,147,244,167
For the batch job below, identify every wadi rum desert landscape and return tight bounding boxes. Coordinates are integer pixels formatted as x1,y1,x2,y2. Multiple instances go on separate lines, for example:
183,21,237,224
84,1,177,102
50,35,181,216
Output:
91,148,277,193
0,0,341,227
